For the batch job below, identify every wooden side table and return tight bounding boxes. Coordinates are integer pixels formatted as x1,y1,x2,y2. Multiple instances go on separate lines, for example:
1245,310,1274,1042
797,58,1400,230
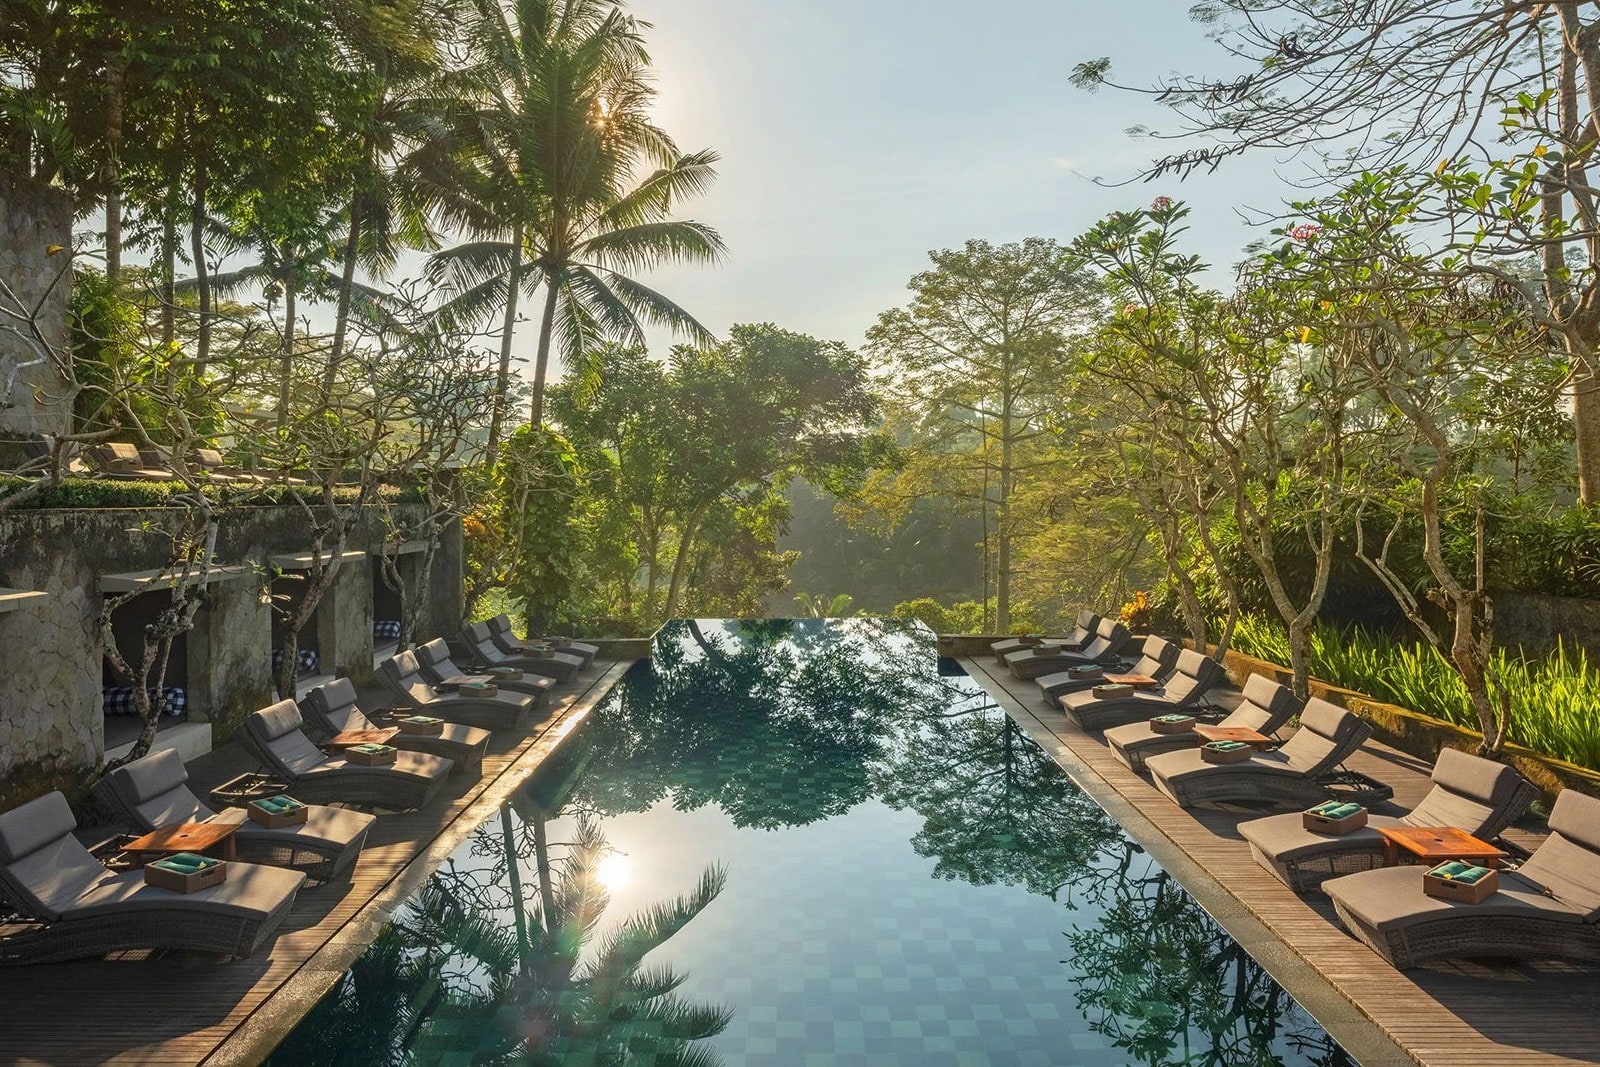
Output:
1375,826,1508,868
122,822,239,863
1104,673,1161,689
1192,725,1274,748
325,727,402,749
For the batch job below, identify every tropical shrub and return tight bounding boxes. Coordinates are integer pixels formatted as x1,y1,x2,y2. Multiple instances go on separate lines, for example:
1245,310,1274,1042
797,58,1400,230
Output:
1229,614,1600,770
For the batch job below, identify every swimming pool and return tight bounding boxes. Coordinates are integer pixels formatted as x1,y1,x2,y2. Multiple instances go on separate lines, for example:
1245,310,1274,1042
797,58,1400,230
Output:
270,618,1349,1065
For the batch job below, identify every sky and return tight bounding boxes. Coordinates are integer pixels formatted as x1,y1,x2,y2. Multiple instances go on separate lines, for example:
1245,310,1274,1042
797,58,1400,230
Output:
603,0,1311,364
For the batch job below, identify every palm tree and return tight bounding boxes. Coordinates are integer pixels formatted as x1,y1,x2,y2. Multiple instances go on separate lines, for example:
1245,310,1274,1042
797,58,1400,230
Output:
427,0,725,453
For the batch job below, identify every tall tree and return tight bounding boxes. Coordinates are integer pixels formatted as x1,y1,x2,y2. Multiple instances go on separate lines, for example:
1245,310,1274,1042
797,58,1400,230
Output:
427,0,723,451
1072,2,1600,502
865,239,1097,633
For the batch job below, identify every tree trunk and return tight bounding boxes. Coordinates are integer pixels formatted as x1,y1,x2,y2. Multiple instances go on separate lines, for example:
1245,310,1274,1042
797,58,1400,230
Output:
664,503,709,618
277,282,297,430
103,63,124,284
996,418,1013,634
1570,327,1600,505
502,806,531,967
486,227,524,460
190,164,211,375
530,274,560,429
160,189,177,347
327,195,363,395
531,810,559,936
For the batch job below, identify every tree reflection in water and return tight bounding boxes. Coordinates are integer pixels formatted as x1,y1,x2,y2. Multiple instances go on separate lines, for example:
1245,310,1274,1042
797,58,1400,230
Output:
274,618,1349,1066
271,795,731,1065
878,687,1351,1066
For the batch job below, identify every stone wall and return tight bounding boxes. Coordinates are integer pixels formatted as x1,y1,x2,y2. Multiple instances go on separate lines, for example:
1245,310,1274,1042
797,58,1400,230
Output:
0,503,464,805
1493,592,1600,659
0,174,72,438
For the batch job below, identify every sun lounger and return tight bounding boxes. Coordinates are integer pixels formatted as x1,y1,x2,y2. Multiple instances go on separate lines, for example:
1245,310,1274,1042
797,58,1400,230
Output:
1036,635,1180,700
459,621,584,682
378,649,536,732
1325,789,1600,968
1239,747,1536,893
991,609,1100,661
88,442,177,480
1105,673,1300,772
0,791,304,964
93,748,373,883
486,615,599,668
1004,617,1131,681
413,639,555,706
1147,698,1372,809
1059,648,1227,732
242,699,453,810
302,677,490,776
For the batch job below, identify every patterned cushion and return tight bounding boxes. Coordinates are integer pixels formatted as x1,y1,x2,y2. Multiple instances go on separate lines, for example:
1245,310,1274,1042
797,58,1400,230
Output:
374,619,402,640
270,648,320,674
103,686,186,717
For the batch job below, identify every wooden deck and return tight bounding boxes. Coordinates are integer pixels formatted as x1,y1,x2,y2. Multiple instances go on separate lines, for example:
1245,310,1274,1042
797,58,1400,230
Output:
960,655,1600,1067
0,658,634,1067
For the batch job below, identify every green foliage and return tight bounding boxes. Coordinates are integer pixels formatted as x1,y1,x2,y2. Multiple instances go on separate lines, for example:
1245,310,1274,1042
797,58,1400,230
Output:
889,596,1040,635
494,426,584,633
1230,614,1600,770
0,476,419,510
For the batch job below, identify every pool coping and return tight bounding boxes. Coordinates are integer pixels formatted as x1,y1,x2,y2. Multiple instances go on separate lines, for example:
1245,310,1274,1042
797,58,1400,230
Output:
961,656,1415,1067
202,658,635,1067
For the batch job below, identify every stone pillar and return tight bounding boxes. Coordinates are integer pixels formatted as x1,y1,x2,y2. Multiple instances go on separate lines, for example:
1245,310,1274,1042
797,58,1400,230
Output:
188,576,273,741
0,174,73,437
323,556,374,682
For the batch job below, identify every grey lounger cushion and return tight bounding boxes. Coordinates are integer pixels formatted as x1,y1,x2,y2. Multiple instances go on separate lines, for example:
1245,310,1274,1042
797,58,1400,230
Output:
246,699,454,809
379,650,536,732
97,748,373,882
303,677,491,775
1107,674,1300,772
414,640,555,704
0,791,303,961
1147,698,1370,808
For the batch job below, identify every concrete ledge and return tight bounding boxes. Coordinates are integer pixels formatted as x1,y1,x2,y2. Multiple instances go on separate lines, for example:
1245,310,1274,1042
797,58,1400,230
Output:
104,720,212,765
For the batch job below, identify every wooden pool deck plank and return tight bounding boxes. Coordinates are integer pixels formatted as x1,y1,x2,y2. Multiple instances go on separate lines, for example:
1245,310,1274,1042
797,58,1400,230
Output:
0,658,634,1067
960,654,1600,1067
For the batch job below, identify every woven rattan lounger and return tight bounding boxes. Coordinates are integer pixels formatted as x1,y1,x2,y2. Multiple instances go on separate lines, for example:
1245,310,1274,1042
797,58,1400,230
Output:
1239,747,1537,893
1146,698,1372,809
0,791,304,964
486,615,599,668
378,649,536,732
242,699,453,810
302,677,490,776
990,609,1100,661
1004,617,1132,681
1105,673,1301,772
413,639,555,706
459,621,585,682
94,748,373,883
1059,649,1228,733
1036,636,1181,701
1325,789,1600,968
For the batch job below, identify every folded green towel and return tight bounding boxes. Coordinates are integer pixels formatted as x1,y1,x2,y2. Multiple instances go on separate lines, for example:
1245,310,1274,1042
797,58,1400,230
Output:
1154,714,1191,724
1311,802,1362,820
153,852,218,874
1429,861,1489,882
402,716,442,726
1205,740,1248,751
350,742,395,756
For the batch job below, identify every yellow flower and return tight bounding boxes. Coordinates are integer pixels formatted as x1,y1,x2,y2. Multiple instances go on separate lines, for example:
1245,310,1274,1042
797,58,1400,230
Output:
1299,326,1312,344
1534,145,1549,158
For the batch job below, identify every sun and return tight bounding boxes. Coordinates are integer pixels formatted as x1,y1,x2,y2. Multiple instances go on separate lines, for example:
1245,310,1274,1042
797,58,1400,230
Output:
594,853,629,891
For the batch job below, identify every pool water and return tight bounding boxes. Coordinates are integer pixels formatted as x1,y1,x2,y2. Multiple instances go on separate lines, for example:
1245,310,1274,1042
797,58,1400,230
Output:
270,619,1349,1066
